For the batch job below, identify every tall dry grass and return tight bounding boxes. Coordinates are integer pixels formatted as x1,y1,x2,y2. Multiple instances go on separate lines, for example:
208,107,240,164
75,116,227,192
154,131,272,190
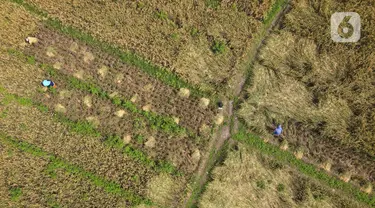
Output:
239,0,375,156
145,173,186,207
0,143,128,207
24,0,271,93
0,1,39,47
199,144,362,208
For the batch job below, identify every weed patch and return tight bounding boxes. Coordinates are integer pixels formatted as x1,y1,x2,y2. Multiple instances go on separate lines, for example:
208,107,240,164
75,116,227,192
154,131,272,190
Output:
211,40,226,55
9,187,22,201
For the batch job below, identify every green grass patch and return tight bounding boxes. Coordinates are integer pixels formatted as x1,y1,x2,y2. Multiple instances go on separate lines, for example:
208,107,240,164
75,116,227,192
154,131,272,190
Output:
205,0,221,9
263,0,289,26
277,183,285,192
233,125,375,207
155,10,168,20
0,109,9,118
211,40,226,55
9,187,22,201
256,180,266,189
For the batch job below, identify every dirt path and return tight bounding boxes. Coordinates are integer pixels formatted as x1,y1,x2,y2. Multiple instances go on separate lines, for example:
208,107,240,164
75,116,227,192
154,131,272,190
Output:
183,2,291,207
233,2,292,96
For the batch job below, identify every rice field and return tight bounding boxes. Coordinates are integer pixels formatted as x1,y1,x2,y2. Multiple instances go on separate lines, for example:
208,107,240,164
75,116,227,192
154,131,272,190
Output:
21,0,275,94
2,0,374,207
237,0,375,205
199,144,364,208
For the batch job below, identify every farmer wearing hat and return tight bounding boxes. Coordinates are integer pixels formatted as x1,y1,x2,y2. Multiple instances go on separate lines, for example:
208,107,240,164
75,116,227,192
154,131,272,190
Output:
41,79,56,88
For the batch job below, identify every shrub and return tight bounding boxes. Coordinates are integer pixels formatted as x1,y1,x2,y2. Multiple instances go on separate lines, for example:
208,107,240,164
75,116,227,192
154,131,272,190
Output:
205,0,221,9
155,10,168,20
277,183,285,192
9,187,22,201
211,40,226,54
190,27,199,36
256,180,266,189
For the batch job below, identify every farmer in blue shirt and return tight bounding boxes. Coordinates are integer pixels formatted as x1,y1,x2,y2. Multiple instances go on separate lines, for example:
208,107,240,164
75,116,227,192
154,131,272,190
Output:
273,125,283,136
41,79,56,88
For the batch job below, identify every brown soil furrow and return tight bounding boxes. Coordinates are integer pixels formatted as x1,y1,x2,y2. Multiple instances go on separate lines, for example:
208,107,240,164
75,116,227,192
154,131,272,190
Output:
23,27,217,133
35,79,201,175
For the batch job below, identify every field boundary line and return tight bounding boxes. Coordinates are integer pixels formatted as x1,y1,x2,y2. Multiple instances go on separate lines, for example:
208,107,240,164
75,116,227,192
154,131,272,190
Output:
233,124,375,207
9,0,213,100
0,133,153,206
0,85,181,176
184,0,291,207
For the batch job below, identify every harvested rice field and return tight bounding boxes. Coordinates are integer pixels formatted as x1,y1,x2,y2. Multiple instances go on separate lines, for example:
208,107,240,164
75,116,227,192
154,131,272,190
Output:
21,0,275,94
199,144,364,208
1,0,375,207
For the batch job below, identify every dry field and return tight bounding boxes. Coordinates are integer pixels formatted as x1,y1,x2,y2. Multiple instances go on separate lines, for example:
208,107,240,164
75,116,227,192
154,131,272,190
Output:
4,0,374,207
0,1,223,206
238,0,375,196
23,0,275,93
199,144,365,208
0,142,131,208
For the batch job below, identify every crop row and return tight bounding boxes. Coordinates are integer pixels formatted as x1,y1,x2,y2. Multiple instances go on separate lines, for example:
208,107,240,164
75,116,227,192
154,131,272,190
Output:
6,48,205,174
1,142,127,207
0,91,157,195
0,84,186,176
4,50,209,176
17,0,256,95
23,27,217,133
9,0,212,99
9,46,191,137
232,125,375,207
0,133,151,206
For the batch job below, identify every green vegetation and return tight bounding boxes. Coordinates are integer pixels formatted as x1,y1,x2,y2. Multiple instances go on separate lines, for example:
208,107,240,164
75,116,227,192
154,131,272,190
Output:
46,157,151,205
155,10,168,20
262,0,289,25
205,0,221,9
9,187,22,201
190,27,199,37
277,183,285,192
256,180,266,189
211,40,226,55
0,109,8,118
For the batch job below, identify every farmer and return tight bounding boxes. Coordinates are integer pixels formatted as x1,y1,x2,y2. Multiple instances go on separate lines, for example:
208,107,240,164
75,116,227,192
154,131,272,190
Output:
41,79,56,88
218,101,224,110
273,124,283,136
